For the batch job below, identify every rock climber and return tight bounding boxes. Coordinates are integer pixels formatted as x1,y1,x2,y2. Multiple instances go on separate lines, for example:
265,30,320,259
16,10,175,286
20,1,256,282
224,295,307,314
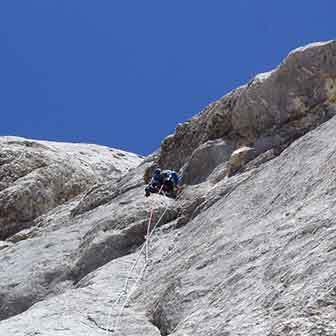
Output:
145,168,181,198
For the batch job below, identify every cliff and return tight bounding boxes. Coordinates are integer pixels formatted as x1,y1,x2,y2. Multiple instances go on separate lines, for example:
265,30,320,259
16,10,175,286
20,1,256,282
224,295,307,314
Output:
1,41,336,336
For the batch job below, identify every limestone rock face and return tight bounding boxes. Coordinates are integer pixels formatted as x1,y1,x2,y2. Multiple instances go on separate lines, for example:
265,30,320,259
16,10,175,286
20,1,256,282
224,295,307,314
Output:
0,137,142,321
0,137,142,240
2,114,336,336
2,41,336,336
227,146,256,176
181,139,234,185
158,40,336,176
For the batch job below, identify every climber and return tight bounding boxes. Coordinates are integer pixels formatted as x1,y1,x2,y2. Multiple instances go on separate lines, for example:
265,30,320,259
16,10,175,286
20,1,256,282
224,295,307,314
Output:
145,168,181,198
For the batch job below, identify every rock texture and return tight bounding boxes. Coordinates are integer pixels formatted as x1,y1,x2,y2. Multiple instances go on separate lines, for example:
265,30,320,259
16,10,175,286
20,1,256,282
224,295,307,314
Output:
0,137,142,321
1,41,336,336
159,40,336,179
0,137,142,240
182,140,234,185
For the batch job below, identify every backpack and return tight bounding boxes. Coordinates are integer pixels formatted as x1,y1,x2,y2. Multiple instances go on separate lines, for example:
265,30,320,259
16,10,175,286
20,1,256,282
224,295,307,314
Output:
161,170,179,186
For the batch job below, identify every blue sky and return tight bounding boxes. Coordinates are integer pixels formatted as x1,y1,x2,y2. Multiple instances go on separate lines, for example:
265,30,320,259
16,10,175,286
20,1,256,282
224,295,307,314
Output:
0,1,335,155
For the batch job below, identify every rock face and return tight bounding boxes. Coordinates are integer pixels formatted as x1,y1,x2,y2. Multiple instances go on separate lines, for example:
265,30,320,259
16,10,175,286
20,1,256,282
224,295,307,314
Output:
0,136,143,321
226,146,256,176
0,137,142,240
1,41,336,336
159,40,336,176
182,140,234,185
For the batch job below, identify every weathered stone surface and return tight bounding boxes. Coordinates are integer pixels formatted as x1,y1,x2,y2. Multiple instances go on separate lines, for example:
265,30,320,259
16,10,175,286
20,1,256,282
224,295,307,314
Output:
181,139,234,185
227,146,256,176
0,241,12,251
71,157,155,217
158,40,336,175
0,136,142,320
2,41,336,336
134,115,336,336
3,114,336,335
71,187,179,282
158,87,244,172
231,41,336,139
0,153,180,322
0,136,142,239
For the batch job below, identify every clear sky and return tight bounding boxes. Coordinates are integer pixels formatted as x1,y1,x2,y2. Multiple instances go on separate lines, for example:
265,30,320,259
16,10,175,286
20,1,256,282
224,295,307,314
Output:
0,1,335,155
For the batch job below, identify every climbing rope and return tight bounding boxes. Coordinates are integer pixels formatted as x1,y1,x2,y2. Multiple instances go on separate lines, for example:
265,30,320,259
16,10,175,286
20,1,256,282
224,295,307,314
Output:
105,187,179,333
146,207,154,263
112,205,172,331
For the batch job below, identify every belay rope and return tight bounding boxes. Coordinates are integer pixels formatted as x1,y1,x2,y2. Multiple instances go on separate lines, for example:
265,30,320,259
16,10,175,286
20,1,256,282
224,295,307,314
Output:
105,187,177,333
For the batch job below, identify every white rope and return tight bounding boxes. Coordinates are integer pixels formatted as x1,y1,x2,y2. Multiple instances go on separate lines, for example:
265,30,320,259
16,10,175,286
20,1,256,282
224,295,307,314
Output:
103,207,155,334
110,203,171,333
112,185,164,297
113,262,147,330
106,188,179,333
145,208,154,263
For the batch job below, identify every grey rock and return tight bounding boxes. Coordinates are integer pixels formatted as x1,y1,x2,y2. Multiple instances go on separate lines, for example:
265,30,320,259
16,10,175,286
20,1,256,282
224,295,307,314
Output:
0,137,141,239
71,158,154,217
232,41,336,138
159,87,244,172
158,40,336,175
227,146,257,176
0,137,142,320
133,115,336,336
71,187,179,281
0,241,12,251
181,139,234,185
2,41,336,336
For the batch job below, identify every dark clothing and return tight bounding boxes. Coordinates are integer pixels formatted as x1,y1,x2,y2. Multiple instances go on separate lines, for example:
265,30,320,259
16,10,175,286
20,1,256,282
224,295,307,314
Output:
160,170,180,186
145,169,180,198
